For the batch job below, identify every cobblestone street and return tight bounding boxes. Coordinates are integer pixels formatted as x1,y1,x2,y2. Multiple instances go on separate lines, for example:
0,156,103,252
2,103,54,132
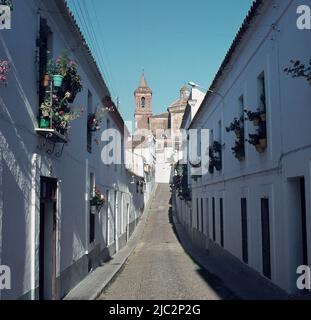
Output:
99,184,235,300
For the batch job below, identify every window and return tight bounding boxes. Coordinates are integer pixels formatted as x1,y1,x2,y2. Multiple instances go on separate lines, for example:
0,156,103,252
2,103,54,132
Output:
258,72,266,111
206,198,209,236
241,198,248,263
238,95,244,117
38,18,52,107
196,198,199,230
212,197,216,241
210,129,214,146
218,120,222,145
87,91,93,153
141,97,146,108
201,198,204,233
261,198,271,279
220,198,224,247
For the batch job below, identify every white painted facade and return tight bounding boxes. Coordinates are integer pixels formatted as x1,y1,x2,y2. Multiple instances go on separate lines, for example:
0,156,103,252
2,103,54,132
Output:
0,0,154,300
175,0,311,294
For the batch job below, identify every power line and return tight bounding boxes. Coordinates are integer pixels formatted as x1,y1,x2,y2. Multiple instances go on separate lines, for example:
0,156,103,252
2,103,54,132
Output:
73,0,117,99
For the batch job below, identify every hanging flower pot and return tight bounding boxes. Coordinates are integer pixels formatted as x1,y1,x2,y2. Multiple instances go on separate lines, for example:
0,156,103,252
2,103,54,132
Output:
66,91,77,103
42,75,50,87
235,129,242,138
214,160,222,171
260,112,266,122
255,144,265,153
90,205,97,215
39,118,50,129
53,75,64,88
253,118,260,126
259,138,267,149
236,154,245,162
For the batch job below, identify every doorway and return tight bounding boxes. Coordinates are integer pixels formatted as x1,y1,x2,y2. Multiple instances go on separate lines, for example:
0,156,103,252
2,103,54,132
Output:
300,177,308,266
39,177,57,300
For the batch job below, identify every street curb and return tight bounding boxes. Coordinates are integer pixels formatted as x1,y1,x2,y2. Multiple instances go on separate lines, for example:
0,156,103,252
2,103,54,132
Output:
64,185,157,300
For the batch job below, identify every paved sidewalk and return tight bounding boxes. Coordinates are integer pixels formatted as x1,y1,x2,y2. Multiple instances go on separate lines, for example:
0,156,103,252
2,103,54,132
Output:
64,190,155,300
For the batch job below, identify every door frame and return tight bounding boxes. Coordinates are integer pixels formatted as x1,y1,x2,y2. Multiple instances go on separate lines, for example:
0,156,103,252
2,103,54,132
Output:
39,176,58,300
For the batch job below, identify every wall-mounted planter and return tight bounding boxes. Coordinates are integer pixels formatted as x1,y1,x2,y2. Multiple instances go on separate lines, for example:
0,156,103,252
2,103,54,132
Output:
66,91,77,103
53,75,64,88
236,154,245,162
214,160,222,171
260,112,266,122
43,75,50,87
90,205,97,215
284,59,311,87
259,138,267,149
255,144,265,153
39,118,50,129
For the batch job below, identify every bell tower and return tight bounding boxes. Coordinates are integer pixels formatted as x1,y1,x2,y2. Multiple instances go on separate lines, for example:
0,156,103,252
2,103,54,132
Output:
134,73,152,130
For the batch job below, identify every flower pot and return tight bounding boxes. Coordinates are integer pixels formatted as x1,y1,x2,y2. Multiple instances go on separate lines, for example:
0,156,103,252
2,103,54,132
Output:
41,109,50,117
43,75,50,87
67,91,77,103
236,154,245,162
308,77,311,87
259,138,267,149
39,118,50,129
235,129,242,138
53,75,64,88
255,144,264,153
253,118,260,126
90,205,97,214
215,161,222,171
260,112,266,122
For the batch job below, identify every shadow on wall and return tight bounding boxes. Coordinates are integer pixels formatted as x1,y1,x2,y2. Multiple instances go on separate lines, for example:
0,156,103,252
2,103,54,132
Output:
1,161,28,299
168,195,239,300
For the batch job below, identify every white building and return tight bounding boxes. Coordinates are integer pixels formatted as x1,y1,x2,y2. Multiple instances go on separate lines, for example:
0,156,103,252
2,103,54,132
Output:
0,0,154,300
175,0,311,295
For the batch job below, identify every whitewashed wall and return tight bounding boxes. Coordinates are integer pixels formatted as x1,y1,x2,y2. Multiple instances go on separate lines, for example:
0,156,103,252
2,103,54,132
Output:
176,0,311,294
0,0,153,300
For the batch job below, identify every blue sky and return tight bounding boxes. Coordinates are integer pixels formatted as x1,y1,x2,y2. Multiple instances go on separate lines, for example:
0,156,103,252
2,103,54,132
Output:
67,0,254,122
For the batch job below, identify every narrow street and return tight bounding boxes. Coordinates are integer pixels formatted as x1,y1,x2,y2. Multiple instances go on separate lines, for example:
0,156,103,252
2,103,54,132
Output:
99,184,234,300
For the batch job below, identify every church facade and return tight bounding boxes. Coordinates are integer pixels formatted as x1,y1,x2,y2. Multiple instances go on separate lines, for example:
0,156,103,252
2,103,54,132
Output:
133,74,189,183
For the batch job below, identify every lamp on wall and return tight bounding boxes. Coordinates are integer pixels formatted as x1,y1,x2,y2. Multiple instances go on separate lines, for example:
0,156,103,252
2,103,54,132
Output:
188,81,224,100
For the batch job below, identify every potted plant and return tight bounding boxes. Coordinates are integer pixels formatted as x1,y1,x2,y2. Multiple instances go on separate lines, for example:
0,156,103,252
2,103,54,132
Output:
0,59,9,86
90,188,106,213
0,0,13,10
226,117,244,137
232,140,245,161
39,99,52,128
284,59,311,86
214,158,222,171
88,113,101,133
208,142,222,172
51,54,70,88
226,116,245,161
52,106,83,136
208,162,214,174
244,109,262,126
246,134,266,153
42,60,53,87
61,60,83,103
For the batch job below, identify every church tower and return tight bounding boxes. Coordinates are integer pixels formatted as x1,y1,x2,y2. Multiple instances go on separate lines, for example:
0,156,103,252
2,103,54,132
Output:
134,73,152,130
